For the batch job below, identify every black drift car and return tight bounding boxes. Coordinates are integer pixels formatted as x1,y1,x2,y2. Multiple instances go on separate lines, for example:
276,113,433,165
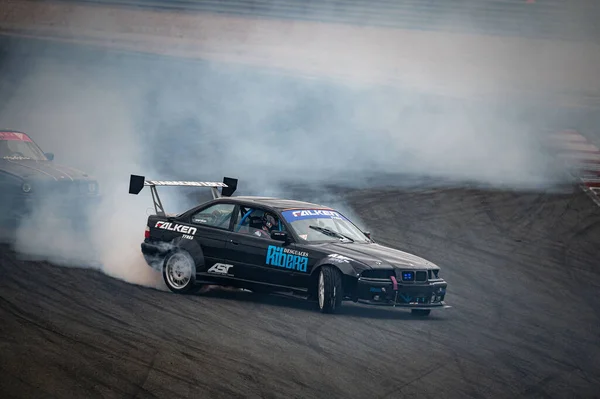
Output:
129,174,449,316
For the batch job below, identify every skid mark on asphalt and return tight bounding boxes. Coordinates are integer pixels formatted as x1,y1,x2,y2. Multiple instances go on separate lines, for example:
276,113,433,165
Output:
450,352,499,399
377,362,447,399
131,350,159,399
304,320,326,357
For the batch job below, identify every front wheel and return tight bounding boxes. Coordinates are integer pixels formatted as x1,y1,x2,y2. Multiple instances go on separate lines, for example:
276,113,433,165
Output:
162,250,198,294
317,266,343,313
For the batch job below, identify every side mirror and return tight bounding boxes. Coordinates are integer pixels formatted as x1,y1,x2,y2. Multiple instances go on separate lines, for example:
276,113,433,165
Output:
271,230,289,243
45,152,54,161
363,231,371,239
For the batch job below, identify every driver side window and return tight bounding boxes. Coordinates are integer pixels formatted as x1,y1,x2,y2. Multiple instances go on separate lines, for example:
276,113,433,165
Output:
235,206,285,238
190,203,236,230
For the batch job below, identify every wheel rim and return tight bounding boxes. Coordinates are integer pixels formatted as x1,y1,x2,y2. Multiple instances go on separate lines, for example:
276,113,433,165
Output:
165,253,193,289
318,270,325,309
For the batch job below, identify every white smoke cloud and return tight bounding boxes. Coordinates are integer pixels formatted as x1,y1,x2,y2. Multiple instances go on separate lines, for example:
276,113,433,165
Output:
0,57,166,289
0,1,580,288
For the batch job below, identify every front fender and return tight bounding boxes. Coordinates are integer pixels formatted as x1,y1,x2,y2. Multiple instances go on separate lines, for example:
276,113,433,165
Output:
311,260,350,278
311,254,371,278
309,256,372,300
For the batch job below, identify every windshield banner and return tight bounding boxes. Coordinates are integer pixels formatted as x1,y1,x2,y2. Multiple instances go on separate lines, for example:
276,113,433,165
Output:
281,209,348,222
0,132,32,142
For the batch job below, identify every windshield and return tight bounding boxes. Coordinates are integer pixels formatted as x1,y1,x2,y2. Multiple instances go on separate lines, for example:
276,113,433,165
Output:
0,132,47,161
281,209,370,243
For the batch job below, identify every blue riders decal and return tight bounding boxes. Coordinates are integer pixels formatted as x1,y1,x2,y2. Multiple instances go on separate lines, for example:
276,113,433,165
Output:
265,245,309,272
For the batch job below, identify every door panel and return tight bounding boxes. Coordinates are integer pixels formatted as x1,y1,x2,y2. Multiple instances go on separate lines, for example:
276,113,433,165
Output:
223,205,296,287
224,232,318,289
187,203,236,274
221,205,319,289
224,232,290,285
192,227,232,272
276,243,315,288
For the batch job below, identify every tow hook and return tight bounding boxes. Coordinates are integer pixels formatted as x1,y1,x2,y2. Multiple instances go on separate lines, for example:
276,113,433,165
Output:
390,275,399,307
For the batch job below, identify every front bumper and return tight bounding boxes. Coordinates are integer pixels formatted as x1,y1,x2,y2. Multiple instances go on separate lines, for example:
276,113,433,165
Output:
356,276,448,308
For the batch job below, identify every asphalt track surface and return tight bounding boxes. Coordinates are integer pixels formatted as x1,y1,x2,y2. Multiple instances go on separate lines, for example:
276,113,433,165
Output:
2,184,600,398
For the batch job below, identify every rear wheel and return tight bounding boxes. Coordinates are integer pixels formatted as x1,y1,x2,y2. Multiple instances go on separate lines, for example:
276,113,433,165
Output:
317,266,343,313
162,250,198,294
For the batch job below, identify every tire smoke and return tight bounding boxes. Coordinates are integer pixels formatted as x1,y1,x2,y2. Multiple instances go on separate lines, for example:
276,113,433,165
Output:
0,1,586,288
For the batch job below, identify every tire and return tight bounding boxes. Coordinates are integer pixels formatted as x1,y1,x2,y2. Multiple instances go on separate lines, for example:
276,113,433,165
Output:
162,250,198,294
411,309,431,317
317,266,343,314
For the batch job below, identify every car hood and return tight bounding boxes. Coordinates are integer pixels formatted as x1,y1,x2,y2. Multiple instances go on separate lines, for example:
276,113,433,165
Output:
322,242,438,270
0,158,93,181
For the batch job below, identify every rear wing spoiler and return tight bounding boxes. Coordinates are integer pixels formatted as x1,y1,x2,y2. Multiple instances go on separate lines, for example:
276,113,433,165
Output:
128,174,238,216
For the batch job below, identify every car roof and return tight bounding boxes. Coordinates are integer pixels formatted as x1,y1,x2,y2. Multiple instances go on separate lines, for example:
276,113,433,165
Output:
220,196,333,211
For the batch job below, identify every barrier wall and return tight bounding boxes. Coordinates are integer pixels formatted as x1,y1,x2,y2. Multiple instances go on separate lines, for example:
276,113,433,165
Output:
0,0,599,108
53,0,600,42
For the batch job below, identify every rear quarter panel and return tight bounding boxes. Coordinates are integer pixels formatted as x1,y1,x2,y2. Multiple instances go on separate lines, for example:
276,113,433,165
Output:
146,216,207,273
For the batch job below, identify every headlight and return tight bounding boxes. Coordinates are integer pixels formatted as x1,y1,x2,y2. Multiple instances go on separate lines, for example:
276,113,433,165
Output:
22,182,32,193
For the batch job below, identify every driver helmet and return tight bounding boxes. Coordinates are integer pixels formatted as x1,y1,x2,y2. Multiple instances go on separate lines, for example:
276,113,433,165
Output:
262,214,278,232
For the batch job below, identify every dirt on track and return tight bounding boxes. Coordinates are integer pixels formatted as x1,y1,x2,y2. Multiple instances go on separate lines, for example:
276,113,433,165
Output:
1,186,599,399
